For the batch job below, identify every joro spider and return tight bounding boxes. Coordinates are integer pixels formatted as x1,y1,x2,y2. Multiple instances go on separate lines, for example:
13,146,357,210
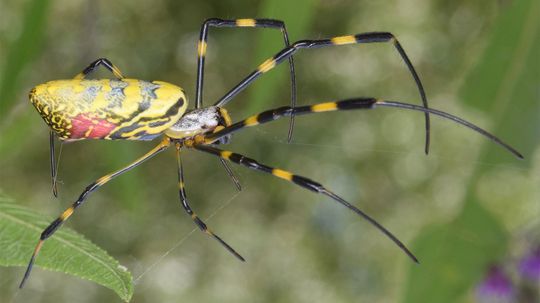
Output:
20,18,522,288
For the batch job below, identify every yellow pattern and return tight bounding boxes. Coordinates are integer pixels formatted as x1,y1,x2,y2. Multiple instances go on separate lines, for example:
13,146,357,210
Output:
331,35,357,45
198,40,207,57
258,58,276,73
236,19,256,27
96,175,112,185
244,115,260,126
220,150,233,160
272,168,293,181
59,207,74,220
219,108,232,126
111,65,124,78
311,102,338,112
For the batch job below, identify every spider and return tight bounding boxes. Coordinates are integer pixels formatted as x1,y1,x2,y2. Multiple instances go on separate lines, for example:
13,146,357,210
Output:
20,18,522,288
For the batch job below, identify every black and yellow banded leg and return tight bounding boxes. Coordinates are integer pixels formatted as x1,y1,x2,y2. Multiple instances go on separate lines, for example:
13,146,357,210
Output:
214,32,431,153
73,58,125,80
196,18,297,190
194,144,419,263
196,18,297,141
19,138,171,289
175,144,245,261
203,98,522,159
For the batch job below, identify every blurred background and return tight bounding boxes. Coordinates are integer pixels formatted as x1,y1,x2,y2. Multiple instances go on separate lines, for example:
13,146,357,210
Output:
1,0,538,302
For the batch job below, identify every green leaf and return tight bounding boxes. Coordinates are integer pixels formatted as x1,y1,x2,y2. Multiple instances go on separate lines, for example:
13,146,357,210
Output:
0,197,133,302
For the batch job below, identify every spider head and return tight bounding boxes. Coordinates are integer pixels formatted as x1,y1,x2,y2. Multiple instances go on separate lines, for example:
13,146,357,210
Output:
165,106,232,144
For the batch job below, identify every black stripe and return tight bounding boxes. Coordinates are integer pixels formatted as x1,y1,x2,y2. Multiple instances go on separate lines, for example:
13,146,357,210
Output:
355,32,393,43
254,19,284,27
337,98,377,110
148,119,170,128
228,152,243,163
192,215,208,231
292,105,314,115
109,122,142,139
292,175,323,192
166,96,185,115
255,109,275,124
221,150,273,173
41,218,63,239
255,107,289,124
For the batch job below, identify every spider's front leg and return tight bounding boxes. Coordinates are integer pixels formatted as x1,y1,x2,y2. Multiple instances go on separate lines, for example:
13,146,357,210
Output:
214,32,431,153
195,18,296,114
195,18,298,189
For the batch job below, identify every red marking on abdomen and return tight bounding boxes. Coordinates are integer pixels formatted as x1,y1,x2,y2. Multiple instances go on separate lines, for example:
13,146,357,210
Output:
70,114,117,139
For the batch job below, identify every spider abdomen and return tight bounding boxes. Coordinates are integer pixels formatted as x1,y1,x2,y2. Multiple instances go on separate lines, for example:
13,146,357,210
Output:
30,79,187,141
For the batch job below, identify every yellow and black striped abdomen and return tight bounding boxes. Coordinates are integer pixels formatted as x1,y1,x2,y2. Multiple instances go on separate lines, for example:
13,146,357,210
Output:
30,79,187,141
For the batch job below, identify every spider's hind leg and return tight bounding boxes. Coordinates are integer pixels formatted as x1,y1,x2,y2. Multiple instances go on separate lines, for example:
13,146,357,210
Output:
175,143,245,261
49,131,59,197
20,138,171,288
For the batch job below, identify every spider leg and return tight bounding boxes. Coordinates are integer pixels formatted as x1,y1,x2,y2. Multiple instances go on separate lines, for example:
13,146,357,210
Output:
174,144,245,261
219,158,242,191
73,58,125,80
49,131,58,197
204,98,522,159
214,32,430,153
195,18,297,141
196,19,297,189
48,132,64,198
19,138,171,289
193,144,419,263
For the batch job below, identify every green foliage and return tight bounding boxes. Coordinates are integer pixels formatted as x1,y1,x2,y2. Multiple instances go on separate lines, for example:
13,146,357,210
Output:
0,0,51,159
0,0,50,114
403,0,539,302
0,196,133,302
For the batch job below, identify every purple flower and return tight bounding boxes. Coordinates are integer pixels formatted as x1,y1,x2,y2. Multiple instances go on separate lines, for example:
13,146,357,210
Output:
519,246,540,281
476,265,515,303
